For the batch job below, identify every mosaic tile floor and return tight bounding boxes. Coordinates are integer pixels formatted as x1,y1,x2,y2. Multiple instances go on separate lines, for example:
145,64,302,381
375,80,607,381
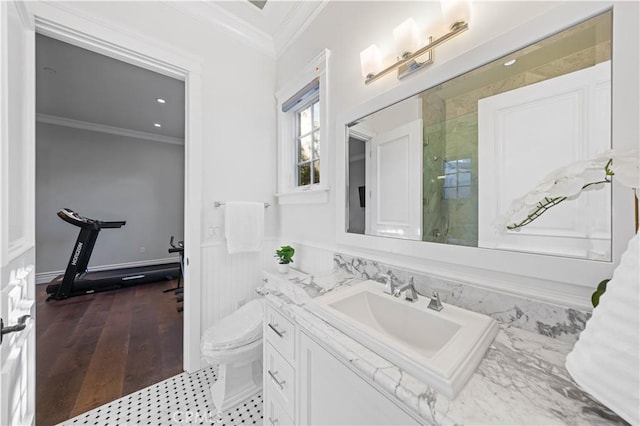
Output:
60,367,263,426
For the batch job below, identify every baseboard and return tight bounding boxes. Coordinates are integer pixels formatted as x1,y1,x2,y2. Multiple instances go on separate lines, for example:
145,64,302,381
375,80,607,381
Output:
36,257,180,285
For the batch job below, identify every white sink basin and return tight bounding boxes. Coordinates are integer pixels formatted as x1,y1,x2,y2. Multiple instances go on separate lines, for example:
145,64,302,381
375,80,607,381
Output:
306,280,498,398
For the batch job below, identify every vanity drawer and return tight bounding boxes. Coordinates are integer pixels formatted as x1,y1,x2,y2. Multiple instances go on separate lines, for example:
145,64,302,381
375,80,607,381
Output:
265,342,295,420
264,383,295,426
265,305,295,360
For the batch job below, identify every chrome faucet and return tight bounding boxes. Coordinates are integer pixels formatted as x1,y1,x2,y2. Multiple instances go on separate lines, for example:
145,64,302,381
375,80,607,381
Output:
380,271,397,295
393,277,418,302
428,291,444,311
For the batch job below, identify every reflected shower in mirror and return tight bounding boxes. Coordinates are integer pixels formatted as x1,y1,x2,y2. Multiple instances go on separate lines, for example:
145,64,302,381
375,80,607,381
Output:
346,10,612,260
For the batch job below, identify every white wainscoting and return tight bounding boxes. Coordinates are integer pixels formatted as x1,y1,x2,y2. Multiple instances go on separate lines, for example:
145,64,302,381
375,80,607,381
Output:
200,238,277,332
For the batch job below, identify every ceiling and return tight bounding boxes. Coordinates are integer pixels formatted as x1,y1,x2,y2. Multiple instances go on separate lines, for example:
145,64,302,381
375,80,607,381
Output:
36,34,185,141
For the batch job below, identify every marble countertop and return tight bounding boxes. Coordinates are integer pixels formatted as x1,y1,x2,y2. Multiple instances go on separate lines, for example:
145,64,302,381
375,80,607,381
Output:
260,268,626,426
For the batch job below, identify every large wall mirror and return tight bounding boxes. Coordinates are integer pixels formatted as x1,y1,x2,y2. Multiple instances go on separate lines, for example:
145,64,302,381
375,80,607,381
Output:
346,11,612,261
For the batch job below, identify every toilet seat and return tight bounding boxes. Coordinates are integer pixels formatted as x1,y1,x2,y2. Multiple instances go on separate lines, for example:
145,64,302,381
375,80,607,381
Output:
201,298,265,353
201,298,265,414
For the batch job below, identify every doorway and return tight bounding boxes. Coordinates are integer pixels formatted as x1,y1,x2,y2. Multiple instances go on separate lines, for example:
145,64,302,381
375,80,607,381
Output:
34,34,186,425
0,3,204,425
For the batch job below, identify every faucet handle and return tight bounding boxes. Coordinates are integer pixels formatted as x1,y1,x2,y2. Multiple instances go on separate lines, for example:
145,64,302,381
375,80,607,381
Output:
428,291,444,311
380,275,394,294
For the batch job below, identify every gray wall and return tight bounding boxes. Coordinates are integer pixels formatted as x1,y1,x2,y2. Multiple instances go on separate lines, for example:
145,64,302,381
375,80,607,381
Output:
36,122,184,274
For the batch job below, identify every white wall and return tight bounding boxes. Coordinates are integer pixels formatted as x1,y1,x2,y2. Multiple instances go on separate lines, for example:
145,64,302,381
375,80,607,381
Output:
32,1,278,335
35,122,184,275
276,1,639,307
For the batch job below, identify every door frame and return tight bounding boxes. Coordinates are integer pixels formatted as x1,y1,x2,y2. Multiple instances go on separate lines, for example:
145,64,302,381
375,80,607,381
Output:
29,2,204,373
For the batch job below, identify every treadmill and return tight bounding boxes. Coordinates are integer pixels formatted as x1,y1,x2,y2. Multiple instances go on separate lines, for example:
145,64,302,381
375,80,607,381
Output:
46,208,181,301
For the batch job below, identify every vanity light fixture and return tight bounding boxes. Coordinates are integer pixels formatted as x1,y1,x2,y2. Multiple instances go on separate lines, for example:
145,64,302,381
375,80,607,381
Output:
360,0,471,85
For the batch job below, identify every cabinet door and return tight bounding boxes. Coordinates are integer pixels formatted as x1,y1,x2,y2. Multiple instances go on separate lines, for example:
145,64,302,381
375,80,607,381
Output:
298,332,419,425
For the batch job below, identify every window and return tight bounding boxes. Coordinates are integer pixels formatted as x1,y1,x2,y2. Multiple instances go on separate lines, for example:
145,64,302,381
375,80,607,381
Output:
275,50,329,204
443,158,472,199
295,98,320,186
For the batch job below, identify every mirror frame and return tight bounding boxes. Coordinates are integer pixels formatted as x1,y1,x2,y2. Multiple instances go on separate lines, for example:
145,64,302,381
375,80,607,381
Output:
335,2,637,308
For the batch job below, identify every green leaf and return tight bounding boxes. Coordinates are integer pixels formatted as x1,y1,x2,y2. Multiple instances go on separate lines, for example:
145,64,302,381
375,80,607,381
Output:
591,279,610,308
275,245,295,264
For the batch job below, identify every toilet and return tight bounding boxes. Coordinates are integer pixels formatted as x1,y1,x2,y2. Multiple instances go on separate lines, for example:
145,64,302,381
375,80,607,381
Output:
201,298,265,415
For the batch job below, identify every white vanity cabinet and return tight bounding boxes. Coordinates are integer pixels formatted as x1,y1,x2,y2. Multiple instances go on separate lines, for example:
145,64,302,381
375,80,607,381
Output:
297,332,419,425
263,300,421,426
264,304,296,425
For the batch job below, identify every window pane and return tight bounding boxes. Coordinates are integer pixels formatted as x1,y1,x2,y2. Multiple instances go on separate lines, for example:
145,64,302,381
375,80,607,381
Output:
458,185,472,198
457,158,471,172
444,173,456,188
298,163,311,186
298,135,312,162
313,160,320,184
444,160,457,174
313,131,320,158
313,101,320,129
443,187,456,200
299,106,312,135
458,171,471,186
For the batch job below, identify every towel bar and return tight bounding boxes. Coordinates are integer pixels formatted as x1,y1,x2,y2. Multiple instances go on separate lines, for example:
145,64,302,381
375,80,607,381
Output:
214,201,270,208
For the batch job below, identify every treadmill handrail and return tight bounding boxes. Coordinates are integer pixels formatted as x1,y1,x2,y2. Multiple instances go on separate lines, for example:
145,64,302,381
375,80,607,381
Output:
97,220,127,228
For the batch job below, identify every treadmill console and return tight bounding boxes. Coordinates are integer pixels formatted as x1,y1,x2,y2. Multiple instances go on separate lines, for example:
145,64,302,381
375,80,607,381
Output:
57,208,126,229
58,208,92,227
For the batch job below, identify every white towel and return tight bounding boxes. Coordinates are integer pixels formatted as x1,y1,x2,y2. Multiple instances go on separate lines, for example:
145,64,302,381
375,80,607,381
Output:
224,201,265,254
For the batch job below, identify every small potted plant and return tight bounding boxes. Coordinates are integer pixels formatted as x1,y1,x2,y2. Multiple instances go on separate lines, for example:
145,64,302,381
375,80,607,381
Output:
275,245,295,274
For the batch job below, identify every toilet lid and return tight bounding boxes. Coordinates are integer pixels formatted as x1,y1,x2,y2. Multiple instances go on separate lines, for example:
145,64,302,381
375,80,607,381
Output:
201,298,265,351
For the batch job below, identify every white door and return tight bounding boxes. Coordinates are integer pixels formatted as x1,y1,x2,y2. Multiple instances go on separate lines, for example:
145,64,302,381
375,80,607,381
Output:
0,1,36,425
478,61,611,260
367,119,423,240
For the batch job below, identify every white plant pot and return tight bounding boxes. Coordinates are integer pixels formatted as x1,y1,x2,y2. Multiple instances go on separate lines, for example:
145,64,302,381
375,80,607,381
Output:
277,263,290,274
565,232,639,425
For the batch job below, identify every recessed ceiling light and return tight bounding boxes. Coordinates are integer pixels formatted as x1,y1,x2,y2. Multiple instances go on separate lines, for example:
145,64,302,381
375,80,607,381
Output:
156,98,166,104
154,123,162,128
503,59,517,67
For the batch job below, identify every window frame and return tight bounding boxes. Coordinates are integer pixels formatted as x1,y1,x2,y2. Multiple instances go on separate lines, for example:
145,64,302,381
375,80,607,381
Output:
275,49,330,205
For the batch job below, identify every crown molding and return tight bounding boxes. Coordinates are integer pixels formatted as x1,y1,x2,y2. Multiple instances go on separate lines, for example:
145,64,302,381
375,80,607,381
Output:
37,113,185,146
273,0,329,57
163,1,276,58
161,1,327,59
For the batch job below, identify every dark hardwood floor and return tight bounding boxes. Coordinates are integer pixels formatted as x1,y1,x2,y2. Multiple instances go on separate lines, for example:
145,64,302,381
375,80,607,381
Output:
36,280,184,426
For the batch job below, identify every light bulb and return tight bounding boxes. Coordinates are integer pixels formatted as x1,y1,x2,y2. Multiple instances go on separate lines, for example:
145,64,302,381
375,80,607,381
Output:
393,18,421,58
441,0,471,29
360,44,382,79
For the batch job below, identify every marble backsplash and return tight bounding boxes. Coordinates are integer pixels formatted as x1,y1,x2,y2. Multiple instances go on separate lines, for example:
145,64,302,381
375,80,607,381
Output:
334,253,590,344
